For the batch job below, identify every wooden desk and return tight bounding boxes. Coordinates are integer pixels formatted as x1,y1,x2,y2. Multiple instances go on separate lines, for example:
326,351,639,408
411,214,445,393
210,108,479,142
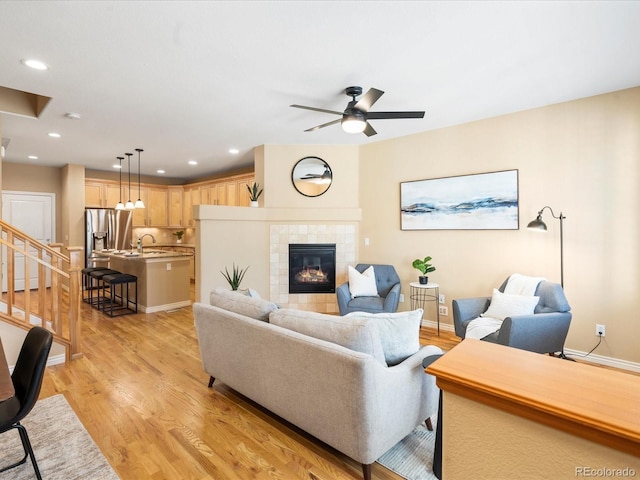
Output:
0,338,15,402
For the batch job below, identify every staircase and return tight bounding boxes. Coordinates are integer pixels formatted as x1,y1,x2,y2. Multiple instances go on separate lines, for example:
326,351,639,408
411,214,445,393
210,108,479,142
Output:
0,220,83,361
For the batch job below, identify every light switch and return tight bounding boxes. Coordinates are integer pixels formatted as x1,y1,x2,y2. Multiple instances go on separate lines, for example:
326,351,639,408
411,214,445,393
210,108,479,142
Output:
166,263,172,271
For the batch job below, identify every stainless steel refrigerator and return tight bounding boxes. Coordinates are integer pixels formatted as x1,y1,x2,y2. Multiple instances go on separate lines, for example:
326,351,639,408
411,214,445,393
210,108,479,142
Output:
85,208,133,266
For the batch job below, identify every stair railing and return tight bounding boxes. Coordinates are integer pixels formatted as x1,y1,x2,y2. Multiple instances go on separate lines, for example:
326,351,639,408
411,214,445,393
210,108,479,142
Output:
0,220,83,361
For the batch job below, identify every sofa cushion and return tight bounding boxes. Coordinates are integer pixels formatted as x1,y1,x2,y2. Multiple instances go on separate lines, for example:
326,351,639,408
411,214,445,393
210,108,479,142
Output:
481,288,539,321
269,309,387,366
346,309,423,366
348,265,379,299
209,287,278,322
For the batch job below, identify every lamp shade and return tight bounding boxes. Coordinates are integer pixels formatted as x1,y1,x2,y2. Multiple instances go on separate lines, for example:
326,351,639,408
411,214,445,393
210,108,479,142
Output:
342,110,366,133
527,215,547,231
115,202,125,211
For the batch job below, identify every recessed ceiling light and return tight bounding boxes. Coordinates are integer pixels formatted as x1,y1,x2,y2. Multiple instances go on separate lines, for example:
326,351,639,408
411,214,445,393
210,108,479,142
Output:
28,155,38,160
21,58,49,70
157,169,166,174
48,132,61,138
229,148,239,154
188,160,198,166
65,112,81,120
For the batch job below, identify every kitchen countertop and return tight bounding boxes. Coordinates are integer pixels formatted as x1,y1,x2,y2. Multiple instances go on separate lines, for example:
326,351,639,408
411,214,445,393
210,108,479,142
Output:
97,249,193,260
141,243,195,248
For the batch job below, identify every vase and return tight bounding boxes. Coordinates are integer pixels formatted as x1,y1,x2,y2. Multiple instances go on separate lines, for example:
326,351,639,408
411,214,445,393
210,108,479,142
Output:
176,239,182,244
419,275,429,284
250,201,259,208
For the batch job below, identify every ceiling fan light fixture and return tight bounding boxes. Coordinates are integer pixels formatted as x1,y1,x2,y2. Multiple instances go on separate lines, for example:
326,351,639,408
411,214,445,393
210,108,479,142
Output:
341,110,366,133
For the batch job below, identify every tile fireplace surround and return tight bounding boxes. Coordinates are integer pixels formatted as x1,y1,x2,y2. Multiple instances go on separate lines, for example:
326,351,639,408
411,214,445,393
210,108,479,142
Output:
270,224,356,313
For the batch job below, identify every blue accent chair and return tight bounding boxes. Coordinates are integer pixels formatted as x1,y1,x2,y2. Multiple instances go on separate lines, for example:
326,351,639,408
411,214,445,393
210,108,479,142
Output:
452,277,572,355
336,264,401,315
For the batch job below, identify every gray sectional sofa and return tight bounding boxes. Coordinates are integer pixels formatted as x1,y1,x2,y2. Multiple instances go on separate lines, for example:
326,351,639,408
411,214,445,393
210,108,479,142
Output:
193,288,442,480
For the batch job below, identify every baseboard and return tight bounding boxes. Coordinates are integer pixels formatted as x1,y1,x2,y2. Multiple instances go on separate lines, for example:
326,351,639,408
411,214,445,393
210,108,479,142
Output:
564,348,640,374
140,300,192,313
421,318,455,333
47,353,66,367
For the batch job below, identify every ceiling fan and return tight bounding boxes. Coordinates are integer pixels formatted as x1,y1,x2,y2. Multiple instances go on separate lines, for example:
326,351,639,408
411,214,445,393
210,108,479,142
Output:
290,86,425,137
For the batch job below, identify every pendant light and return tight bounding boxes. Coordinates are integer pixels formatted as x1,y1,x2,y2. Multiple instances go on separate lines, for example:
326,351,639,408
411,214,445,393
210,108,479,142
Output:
115,156,125,210
124,152,135,210
134,148,145,208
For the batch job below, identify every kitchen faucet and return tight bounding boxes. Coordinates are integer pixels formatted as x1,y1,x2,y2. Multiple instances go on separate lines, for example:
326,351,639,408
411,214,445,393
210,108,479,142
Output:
139,233,156,244
137,233,156,252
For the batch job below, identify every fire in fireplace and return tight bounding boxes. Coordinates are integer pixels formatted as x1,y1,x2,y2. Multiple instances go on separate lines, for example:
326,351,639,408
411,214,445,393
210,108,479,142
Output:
289,243,336,294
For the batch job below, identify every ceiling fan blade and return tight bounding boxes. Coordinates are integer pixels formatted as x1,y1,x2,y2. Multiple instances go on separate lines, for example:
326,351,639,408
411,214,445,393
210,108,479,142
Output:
354,88,384,112
291,104,343,116
367,111,425,120
304,118,342,132
363,122,377,137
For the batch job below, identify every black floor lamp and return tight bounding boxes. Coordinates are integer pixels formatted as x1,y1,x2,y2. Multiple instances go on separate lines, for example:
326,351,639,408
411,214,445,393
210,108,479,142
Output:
527,206,566,288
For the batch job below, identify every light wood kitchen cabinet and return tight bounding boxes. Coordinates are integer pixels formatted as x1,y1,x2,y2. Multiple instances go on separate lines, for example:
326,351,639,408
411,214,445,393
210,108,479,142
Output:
85,180,128,208
147,187,169,226
85,169,254,228
131,187,149,226
132,186,167,227
168,187,183,227
182,187,195,227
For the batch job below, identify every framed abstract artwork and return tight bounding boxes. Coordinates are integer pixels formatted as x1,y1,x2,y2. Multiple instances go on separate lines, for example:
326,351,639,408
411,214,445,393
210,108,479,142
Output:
400,170,519,230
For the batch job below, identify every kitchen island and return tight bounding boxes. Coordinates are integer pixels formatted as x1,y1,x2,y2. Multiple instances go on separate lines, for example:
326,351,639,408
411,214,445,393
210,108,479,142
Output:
99,249,192,313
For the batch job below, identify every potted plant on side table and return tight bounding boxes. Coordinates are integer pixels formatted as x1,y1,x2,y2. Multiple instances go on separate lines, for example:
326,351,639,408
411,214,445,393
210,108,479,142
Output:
412,256,436,284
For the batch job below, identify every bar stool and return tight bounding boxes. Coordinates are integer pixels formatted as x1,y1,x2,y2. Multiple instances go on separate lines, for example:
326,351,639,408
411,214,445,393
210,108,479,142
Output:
101,273,138,317
81,266,111,304
87,269,121,309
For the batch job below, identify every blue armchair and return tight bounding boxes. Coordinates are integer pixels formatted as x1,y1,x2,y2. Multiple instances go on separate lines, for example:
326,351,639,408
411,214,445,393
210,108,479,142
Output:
452,277,572,355
336,264,401,315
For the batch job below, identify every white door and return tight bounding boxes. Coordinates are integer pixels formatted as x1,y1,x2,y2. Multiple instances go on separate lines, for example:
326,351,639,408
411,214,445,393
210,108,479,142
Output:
2,192,55,292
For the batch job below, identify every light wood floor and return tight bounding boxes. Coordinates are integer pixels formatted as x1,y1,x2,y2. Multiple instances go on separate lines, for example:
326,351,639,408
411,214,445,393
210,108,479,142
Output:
37,291,460,480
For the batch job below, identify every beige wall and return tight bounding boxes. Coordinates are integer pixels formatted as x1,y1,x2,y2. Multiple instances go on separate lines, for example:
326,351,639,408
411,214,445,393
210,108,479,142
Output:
359,87,640,364
1,162,64,242
259,144,359,208
196,144,361,305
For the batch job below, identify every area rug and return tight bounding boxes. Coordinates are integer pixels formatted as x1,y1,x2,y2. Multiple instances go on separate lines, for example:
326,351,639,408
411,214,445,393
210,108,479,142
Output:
0,394,120,480
376,421,438,480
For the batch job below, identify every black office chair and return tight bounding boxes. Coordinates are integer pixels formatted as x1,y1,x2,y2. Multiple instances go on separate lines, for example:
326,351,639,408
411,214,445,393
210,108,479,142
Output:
0,326,53,480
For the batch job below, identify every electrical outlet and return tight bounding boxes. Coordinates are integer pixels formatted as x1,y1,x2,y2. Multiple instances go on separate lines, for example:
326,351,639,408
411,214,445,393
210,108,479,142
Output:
399,294,405,303
439,306,448,316
166,263,172,271
438,294,445,304
596,324,605,337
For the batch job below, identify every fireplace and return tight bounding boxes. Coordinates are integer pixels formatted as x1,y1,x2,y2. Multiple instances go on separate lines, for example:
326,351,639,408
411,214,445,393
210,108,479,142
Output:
289,243,336,294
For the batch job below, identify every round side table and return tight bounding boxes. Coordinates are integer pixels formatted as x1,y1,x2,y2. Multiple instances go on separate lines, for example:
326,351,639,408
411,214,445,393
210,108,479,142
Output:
410,282,440,335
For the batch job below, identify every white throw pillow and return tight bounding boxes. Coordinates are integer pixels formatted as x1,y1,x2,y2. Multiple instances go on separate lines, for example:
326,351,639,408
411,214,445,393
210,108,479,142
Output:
346,309,423,366
348,265,379,299
481,289,539,321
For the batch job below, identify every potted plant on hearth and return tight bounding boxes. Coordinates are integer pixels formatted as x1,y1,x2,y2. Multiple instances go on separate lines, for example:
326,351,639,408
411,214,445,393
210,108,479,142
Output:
173,230,185,244
412,256,436,284
246,182,263,207
221,263,249,291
